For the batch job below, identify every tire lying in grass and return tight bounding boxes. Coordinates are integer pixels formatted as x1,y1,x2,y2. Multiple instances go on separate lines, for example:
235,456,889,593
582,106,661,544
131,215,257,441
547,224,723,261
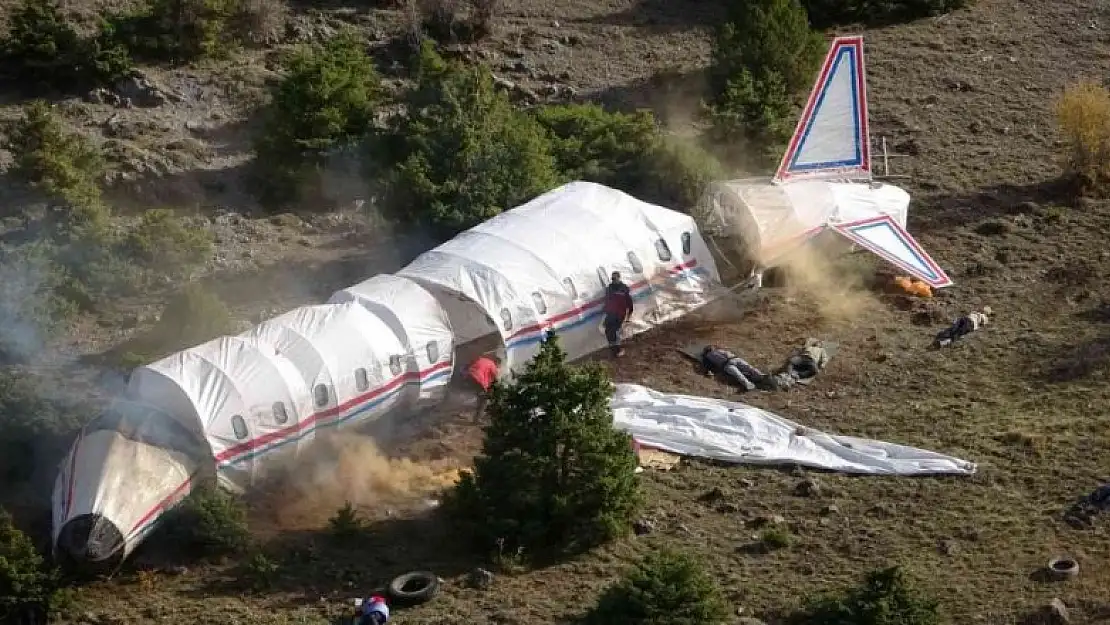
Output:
1047,556,1079,581
387,570,440,606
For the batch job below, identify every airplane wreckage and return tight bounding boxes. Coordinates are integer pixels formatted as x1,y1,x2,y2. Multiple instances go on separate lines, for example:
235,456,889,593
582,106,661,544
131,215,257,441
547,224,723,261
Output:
53,36,960,572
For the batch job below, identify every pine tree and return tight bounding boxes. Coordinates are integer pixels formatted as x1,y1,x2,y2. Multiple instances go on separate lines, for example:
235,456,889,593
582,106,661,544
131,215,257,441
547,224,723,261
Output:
446,331,643,562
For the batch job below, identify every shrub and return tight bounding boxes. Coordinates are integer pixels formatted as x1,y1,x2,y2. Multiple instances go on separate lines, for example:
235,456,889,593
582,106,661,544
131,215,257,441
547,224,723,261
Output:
109,0,281,63
788,566,939,625
706,0,824,165
122,209,213,279
1055,80,1110,194
584,549,730,625
632,136,728,212
534,103,658,187
252,31,383,208
327,501,366,541
377,40,560,238
414,0,498,44
157,486,251,558
0,0,133,93
0,370,84,490
5,101,107,222
444,331,642,562
0,509,60,623
0,244,79,364
758,526,792,550
801,0,971,28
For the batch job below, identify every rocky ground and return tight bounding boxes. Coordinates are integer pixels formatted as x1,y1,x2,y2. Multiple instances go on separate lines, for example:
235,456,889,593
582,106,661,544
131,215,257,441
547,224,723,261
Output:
6,0,1110,623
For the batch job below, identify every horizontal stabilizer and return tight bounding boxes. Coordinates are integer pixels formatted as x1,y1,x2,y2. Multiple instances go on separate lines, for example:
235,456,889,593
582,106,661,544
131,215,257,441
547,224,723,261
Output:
774,36,871,183
831,215,953,288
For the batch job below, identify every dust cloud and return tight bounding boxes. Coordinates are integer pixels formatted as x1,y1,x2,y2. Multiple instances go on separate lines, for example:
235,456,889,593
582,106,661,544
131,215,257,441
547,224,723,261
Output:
250,431,465,532
770,240,879,324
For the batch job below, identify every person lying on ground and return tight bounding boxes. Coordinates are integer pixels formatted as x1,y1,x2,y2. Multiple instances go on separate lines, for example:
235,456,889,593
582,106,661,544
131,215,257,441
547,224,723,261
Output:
700,345,766,392
464,353,501,419
602,271,634,358
357,595,389,625
767,338,830,390
933,306,992,348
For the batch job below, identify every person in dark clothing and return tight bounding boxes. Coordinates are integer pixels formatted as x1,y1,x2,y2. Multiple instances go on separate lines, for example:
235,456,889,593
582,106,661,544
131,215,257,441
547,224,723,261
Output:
603,271,634,357
700,345,766,392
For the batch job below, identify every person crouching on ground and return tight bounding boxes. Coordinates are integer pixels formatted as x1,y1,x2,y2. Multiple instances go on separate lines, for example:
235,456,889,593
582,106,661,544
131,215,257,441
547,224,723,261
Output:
934,306,992,348
701,345,766,392
465,353,501,419
602,271,634,358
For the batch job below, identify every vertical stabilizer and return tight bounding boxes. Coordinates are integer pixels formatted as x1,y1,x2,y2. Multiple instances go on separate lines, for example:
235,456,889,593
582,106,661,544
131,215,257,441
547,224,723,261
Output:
774,36,871,183
831,215,953,288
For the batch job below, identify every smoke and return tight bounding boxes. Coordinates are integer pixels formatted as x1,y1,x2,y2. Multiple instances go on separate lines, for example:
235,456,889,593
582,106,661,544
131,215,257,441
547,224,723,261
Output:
249,430,466,532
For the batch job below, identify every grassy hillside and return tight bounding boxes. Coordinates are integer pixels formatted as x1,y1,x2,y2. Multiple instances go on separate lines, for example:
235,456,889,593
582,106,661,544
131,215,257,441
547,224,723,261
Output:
2,0,1110,623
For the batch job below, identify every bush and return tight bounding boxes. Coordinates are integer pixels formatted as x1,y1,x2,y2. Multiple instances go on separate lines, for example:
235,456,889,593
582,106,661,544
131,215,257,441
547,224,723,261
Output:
327,501,366,542
122,209,213,279
1056,80,1110,194
534,103,658,187
0,370,84,490
706,0,824,165
157,486,251,558
445,331,642,562
413,0,498,44
788,566,939,625
377,41,560,237
0,0,133,93
584,549,730,625
801,0,970,28
252,31,383,208
0,244,79,364
0,509,57,622
109,0,285,64
5,101,108,224
632,136,728,212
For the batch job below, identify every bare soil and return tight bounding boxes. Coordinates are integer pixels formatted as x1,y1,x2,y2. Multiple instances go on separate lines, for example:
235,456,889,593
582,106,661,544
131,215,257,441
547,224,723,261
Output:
11,0,1110,623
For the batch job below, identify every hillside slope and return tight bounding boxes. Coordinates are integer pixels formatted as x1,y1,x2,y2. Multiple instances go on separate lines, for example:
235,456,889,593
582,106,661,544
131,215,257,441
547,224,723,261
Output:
8,0,1110,623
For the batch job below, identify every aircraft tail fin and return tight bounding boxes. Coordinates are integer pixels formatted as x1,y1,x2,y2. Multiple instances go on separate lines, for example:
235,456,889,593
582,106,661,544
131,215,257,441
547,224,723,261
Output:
774,36,871,183
831,215,953,288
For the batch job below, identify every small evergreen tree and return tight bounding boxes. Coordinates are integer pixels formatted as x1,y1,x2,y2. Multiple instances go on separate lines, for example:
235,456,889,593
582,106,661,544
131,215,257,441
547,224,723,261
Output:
585,549,730,625
252,30,383,208
157,486,251,558
375,40,560,238
706,0,824,165
533,103,658,187
789,566,940,625
0,509,59,623
445,331,642,561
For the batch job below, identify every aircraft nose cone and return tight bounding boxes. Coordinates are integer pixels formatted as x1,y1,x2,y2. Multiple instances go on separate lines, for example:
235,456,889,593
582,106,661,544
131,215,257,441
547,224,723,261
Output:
55,513,125,574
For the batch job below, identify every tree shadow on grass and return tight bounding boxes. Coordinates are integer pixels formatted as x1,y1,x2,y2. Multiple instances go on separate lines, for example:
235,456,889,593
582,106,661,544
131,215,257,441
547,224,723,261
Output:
589,67,711,128
185,510,478,603
910,178,1075,232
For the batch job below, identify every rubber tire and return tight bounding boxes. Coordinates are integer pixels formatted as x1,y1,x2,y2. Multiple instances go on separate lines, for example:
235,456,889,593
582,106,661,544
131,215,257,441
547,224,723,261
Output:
1047,557,1079,580
387,571,440,606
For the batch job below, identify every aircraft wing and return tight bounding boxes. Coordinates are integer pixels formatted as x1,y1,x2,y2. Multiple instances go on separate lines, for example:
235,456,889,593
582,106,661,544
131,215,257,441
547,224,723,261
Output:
831,215,953,288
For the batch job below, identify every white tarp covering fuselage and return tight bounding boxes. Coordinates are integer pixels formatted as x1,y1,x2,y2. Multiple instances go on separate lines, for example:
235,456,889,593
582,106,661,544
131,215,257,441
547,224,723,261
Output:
51,181,722,567
611,384,976,476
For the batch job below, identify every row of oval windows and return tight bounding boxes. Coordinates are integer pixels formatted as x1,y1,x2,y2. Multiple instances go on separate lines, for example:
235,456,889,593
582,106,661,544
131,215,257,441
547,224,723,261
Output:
229,342,443,440
504,234,692,331
228,233,693,440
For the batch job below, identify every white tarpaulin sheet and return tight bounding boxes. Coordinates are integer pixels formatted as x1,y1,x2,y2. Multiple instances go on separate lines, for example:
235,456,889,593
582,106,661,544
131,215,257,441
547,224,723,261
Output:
610,384,976,476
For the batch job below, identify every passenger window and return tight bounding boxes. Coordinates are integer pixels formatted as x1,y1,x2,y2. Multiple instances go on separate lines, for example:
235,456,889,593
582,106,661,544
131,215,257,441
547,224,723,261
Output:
596,266,608,288
500,308,513,331
426,341,439,362
389,355,403,376
355,367,369,392
655,238,673,262
681,231,692,255
627,251,643,274
231,415,248,440
531,292,548,315
313,384,329,408
562,277,578,299
272,402,288,425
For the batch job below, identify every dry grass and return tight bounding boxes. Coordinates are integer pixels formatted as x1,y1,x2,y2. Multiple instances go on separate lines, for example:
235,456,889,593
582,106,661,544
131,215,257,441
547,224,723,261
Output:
1056,80,1110,194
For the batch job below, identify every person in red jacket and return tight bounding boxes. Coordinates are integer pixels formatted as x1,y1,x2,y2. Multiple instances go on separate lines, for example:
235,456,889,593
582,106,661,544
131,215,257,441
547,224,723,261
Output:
464,354,501,418
602,271,634,358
